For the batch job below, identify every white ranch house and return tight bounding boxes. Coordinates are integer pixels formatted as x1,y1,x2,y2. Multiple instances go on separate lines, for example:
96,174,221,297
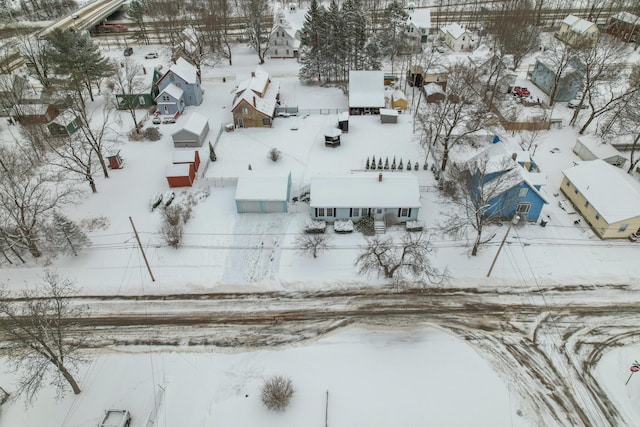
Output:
310,173,420,224
440,23,473,52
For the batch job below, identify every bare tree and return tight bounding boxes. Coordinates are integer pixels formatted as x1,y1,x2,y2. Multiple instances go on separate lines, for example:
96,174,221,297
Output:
261,375,294,412
160,204,186,248
109,58,144,134
569,36,626,126
441,156,520,256
355,232,444,286
418,65,486,172
0,272,89,403
242,0,274,64
201,0,236,66
43,132,99,193
17,35,51,88
541,43,577,107
0,146,76,258
295,233,332,258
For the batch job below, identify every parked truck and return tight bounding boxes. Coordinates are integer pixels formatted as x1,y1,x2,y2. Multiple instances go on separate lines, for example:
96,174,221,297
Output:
99,409,131,427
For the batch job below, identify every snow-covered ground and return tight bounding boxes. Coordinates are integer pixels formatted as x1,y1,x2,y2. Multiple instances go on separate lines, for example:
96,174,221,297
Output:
1,31,640,427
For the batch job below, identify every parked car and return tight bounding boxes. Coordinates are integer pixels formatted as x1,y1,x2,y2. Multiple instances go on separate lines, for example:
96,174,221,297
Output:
436,46,446,53
162,117,176,124
152,116,161,125
513,86,531,97
145,52,158,59
567,99,588,109
123,47,133,57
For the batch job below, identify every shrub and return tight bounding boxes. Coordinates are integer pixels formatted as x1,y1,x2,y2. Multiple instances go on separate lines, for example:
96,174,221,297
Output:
144,127,162,141
406,220,424,232
160,205,186,248
334,219,354,233
268,148,282,162
356,216,375,236
305,219,326,234
261,375,294,412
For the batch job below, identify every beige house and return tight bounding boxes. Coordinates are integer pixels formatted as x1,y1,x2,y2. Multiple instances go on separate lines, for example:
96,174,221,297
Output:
232,66,280,128
557,15,599,47
390,90,408,110
560,160,640,239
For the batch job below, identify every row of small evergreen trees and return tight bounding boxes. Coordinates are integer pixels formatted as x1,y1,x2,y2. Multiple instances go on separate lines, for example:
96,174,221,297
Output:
365,156,427,171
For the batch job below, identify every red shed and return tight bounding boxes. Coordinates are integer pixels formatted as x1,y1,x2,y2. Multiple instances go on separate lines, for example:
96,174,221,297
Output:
166,163,195,188
173,150,201,171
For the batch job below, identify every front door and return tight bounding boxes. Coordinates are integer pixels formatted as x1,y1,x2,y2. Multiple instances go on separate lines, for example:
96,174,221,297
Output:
237,118,244,128
374,208,383,221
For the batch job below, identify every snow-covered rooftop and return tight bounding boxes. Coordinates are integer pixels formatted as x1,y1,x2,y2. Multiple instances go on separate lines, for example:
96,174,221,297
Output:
179,112,209,135
168,57,199,84
235,173,290,201
173,150,198,164
406,8,431,29
348,71,385,108
392,90,406,101
612,11,640,25
562,14,596,33
441,23,467,40
380,108,398,117
50,109,77,126
324,127,342,138
562,15,580,26
576,135,624,160
233,79,280,117
310,173,420,208
562,159,640,223
166,163,191,177
157,83,184,101
236,66,271,96
425,83,445,96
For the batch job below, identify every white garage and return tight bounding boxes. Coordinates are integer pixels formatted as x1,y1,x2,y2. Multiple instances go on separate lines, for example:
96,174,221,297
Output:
235,172,292,213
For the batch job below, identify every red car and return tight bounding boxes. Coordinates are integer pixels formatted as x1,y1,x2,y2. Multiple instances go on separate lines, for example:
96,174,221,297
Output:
513,86,531,97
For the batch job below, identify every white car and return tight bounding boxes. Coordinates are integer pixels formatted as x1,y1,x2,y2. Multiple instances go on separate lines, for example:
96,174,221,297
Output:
144,52,158,59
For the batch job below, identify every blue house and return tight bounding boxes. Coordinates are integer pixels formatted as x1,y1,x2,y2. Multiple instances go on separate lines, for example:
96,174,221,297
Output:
530,52,584,102
156,57,203,108
467,143,547,222
310,173,421,228
155,84,185,116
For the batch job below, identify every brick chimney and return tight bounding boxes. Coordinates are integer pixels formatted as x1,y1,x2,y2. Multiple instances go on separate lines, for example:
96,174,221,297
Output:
253,96,256,107
251,71,255,78
511,153,517,161
142,67,146,74
378,173,382,182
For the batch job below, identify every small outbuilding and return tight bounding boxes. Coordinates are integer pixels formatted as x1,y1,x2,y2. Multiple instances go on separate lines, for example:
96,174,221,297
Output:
171,112,210,147
173,150,201,171
390,90,408,110
380,108,398,124
338,112,349,133
235,172,292,213
348,70,385,115
166,163,195,188
324,127,342,147
573,135,626,168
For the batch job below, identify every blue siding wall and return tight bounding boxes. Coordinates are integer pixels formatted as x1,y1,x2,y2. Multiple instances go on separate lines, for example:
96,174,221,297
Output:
486,183,546,221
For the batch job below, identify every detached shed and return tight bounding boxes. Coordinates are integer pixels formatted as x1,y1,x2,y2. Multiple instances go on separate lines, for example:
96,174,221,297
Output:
173,150,201,171
338,112,349,133
166,163,195,187
324,127,342,147
573,136,626,168
171,112,210,147
380,109,398,124
235,172,292,213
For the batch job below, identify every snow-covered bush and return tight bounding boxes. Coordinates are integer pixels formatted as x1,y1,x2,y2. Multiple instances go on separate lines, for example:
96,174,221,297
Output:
144,127,161,141
406,220,424,232
305,219,326,234
356,216,375,236
261,375,294,412
268,148,282,162
334,219,353,233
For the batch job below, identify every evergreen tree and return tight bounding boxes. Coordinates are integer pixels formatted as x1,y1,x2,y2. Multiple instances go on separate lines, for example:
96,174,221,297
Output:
128,0,150,44
391,156,396,170
377,158,383,169
46,29,113,104
378,0,409,72
365,157,370,169
299,0,327,83
415,161,419,170
384,157,389,169
371,155,376,167
398,159,404,170
49,211,90,256
209,142,217,161
364,34,383,70
407,160,412,171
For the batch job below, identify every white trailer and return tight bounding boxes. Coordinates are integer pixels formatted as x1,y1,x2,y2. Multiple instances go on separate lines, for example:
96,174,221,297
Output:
99,409,131,427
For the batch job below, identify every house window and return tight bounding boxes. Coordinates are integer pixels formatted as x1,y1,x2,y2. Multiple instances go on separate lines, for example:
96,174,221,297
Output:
138,96,145,105
518,188,529,197
619,224,628,232
170,74,175,81
326,208,334,216
516,203,531,215
286,50,290,55
399,208,409,217
275,49,278,55
317,208,325,217
352,208,360,217
162,95,170,102
241,106,248,115
286,40,289,45
574,188,579,194
595,213,600,220
263,118,271,126
274,40,277,45
584,201,589,208
566,181,570,187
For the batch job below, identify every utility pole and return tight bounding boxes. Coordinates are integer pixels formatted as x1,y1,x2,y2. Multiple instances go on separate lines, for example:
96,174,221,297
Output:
129,216,156,282
487,214,520,278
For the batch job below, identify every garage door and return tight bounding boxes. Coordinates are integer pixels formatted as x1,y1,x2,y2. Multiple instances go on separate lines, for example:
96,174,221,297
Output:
264,201,286,213
238,200,261,213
